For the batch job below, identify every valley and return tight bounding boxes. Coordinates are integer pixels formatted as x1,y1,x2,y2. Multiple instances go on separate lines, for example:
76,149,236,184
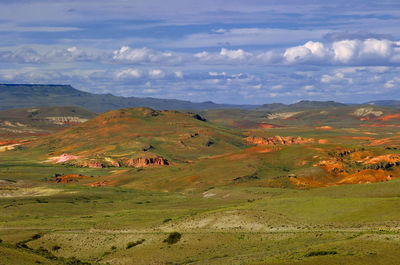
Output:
1,103,400,264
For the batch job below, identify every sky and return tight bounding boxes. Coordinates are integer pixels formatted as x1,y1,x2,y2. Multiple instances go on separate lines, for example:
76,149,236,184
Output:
1,0,400,104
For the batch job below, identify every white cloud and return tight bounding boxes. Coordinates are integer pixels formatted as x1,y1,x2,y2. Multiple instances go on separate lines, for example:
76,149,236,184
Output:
271,85,284,90
2,38,400,67
148,69,165,78
282,38,400,65
284,45,312,63
303,85,315,91
360,39,392,58
115,68,142,79
194,51,209,59
320,72,345,83
283,41,331,63
384,80,395,88
220,48,252,60
194,48,254,64
112,46,180,64
332,40,358,63
209,71,226,77
175,71,183,78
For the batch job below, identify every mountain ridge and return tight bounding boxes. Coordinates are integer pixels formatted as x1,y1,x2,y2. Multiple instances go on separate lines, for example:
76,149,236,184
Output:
1,84,398,113
0,84,259,112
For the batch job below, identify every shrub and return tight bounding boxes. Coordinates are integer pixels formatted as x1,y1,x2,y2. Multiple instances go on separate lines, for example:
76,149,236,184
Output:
305,250,337,257
52,245,61,251
163,232,181,245
163,218,172,223
126,239,145,249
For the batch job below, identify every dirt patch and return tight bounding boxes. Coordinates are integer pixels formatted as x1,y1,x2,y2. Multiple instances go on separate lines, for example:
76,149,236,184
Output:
89,180,115,187
258,123,281,128
318,139,329,144
51,174,88,184
316,126,333,130
338,169,392,184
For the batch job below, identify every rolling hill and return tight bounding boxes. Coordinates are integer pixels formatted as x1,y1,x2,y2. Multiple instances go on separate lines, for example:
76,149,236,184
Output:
29,107,245,167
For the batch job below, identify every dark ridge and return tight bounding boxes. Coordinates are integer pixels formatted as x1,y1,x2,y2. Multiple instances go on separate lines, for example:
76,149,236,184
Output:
0,84,260,112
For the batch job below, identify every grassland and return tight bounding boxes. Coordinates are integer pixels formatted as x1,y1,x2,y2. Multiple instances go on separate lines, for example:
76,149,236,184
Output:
1,177,400,264
2,105,400,264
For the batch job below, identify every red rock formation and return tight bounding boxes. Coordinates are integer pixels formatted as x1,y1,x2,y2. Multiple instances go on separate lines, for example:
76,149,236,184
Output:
111,161,120,167
124,156,169,168
78,160,104,168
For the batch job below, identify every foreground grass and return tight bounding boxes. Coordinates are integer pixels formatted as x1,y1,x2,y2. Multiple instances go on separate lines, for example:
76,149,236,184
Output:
1,180,400,264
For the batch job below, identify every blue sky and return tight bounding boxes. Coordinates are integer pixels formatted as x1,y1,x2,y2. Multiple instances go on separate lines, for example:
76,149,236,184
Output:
1,0,400,104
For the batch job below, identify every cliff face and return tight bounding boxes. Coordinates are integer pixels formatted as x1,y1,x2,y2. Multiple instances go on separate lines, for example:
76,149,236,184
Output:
124,156,169,167
246,135,314,145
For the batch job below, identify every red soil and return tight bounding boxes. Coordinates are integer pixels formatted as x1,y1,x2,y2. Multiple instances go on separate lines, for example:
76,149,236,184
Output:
52,174,88,184
258,123,280,128
316,126,333,130
378,114,400,121
89,180,115,187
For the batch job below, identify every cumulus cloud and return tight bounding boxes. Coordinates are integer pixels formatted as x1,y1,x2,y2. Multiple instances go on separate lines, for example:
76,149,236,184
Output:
115,68,142,79
220,48,252,60
2,39,400,67
112,46,181,64
283,38,400,65
194,48,253,64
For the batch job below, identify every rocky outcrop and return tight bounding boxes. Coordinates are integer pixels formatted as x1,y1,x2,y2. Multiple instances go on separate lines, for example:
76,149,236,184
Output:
352,108,383,117
124,156,169,168
267,112,302,120
48,153,79,163
45,116,89,125
246,136,314,145
78,160,105,168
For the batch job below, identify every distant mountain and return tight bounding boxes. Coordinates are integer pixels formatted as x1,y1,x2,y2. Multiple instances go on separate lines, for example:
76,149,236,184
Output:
288,100,346,109
257,103,287,111
257,100,346,111
366,100,400,107
0,84,259,112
